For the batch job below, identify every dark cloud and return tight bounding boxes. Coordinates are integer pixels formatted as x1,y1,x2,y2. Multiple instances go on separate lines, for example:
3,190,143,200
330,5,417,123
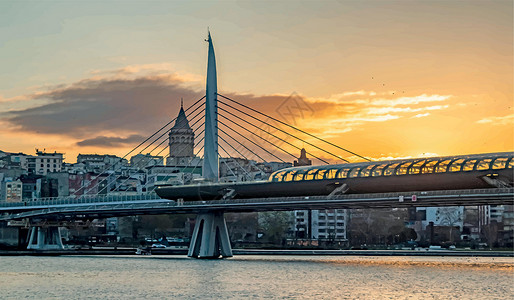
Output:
4,75,203,139
76,134,145,147
3,72,344,150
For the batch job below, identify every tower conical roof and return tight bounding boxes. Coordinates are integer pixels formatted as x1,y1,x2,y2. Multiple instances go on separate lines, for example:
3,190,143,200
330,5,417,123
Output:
172,105,191,130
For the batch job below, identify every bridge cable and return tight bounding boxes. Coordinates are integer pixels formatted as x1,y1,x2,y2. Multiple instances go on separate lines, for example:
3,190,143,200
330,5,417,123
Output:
218,99,340,164
218,126,269,164
181,149,204,175
82,95,206,196
217,129,269,177
218,93,370,162
218,153,239,180
217,134,266,178
218,106,330,164
218,114,293,163
217,144,253,180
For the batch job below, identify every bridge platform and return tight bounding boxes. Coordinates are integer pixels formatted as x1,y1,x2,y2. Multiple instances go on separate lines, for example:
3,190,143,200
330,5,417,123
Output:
1,188,512,221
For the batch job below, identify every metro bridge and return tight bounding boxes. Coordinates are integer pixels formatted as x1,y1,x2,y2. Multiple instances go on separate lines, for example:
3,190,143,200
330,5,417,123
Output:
2,188,512,221
2,32,513,258
1,187,512,257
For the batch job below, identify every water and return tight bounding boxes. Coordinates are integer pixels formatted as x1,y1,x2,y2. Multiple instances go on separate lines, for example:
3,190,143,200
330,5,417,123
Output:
1,255,512,299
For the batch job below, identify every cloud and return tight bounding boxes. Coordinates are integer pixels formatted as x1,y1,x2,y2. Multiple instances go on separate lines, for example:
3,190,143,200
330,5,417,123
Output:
367,94,451,106
295,92,452,137
476,114,514,126
412,113,430,118
3,73,204,140
76,134,145,147
1,66,454,158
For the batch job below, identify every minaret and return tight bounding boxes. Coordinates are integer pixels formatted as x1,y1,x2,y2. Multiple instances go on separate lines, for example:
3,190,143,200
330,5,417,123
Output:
168,99,194,161
203,30,219,181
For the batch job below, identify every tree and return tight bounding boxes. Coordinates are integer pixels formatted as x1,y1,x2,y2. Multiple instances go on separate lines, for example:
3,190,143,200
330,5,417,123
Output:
437,207,463,244
348,208,409,247
258,211,293,245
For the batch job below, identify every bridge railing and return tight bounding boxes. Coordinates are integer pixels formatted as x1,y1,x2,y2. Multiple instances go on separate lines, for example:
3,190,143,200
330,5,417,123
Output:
1,187,511,210
0,192,163,208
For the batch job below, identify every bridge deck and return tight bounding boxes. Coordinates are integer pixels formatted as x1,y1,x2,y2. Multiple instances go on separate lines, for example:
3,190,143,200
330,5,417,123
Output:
1,188,512,221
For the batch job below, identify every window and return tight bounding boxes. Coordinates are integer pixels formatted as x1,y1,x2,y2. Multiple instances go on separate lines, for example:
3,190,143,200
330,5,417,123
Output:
434,160,451,173
325,169,338,179
508,159,514,168
395,161,412,175
304,169,318,181
319,222,326,226
348,167,361,178
421,160,438,174
283,171,296,182
476,159,492,170
293,170,307,181
449,159,465,172
372,164,386,176
492,157,509,170
408,160,426,175
462,160,478,171
270,171,286,182
337,168,350,178
315,169,327,180
361,165,376,177
384,164,399,176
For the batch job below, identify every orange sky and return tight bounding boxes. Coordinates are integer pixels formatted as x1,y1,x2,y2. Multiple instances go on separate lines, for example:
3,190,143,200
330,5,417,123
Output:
0,1,512,164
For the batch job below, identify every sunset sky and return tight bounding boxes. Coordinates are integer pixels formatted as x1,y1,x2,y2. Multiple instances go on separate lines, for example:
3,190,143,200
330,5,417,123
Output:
0,1,512,164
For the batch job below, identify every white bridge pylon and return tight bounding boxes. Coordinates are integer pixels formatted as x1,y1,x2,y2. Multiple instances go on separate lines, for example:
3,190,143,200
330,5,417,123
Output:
202,30,219,183
189,31,232,258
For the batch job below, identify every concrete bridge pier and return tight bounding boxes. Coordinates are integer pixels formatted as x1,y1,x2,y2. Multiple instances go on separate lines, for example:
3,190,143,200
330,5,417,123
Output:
27,226,64,250
188,211,232,259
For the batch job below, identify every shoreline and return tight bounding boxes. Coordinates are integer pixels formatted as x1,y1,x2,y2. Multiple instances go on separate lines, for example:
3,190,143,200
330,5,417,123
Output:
0,248,513,257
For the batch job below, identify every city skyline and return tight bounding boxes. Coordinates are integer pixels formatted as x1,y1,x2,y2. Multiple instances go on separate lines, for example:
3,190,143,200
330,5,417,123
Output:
0,1,512,163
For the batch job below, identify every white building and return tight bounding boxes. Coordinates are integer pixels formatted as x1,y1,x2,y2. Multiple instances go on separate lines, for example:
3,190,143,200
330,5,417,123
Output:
293,209,348,241
2,179,23,203
77,154,127,173
146,165,199,191
27,150,63,175
130,154,164,169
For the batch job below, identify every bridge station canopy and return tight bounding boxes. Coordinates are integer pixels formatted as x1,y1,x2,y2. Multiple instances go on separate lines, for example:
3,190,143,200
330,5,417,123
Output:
269,152,514,182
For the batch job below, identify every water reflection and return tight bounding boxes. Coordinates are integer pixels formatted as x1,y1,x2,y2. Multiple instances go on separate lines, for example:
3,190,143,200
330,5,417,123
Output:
1,255,512,299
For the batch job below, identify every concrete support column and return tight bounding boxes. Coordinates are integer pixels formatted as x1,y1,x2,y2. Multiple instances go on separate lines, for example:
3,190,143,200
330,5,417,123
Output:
188,211,232,259
27,226,64,250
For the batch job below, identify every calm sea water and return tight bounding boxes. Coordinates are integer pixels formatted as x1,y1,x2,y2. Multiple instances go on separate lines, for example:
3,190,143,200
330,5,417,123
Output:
1,255,512,299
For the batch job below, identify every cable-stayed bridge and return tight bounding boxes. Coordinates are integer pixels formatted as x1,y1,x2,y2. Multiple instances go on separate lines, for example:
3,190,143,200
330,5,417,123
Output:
1,32,513,258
